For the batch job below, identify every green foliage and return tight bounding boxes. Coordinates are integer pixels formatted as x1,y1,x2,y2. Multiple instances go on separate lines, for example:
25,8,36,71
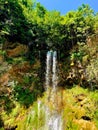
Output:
66,120,79,130
24,101,45,130
0,91,15,115
1,85,98,129
94,13,98,30
0,0,97,53
0,50,6,56
5,57,14,64
0,0,34,43
11,72,43,107
70,50,84,62
5,57,25,64
0,116,4,129
0,2,98,128
12,84,36,107
62,86,98,129
61,4,95,47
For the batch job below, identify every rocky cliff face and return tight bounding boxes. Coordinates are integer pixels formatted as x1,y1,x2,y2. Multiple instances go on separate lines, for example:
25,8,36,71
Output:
0,38,98,130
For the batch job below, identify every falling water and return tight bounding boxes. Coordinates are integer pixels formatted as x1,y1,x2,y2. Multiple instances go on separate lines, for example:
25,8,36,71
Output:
48,114,62,130
45,51,52,90
52,51,58,91
45,50,62,130
27,51,62,130
45,51,58,90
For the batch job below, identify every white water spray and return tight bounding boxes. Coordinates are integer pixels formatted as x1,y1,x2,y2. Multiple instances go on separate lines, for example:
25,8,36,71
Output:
52,51,58,90
48,114,62,130
45,51,62,130
45,51,52,90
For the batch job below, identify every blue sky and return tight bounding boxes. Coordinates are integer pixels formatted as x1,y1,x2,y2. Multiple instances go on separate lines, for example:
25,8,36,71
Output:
36,0,98,14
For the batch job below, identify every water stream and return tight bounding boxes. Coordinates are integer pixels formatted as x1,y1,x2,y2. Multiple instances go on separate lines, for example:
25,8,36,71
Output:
52,51,58,91
27,50,63,130
45,50,62,130
45,51,52,90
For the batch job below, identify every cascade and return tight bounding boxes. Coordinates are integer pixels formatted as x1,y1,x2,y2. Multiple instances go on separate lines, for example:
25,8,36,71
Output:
45,50,62,130
45,51,58,90
52,51,58,91
45,51,52,90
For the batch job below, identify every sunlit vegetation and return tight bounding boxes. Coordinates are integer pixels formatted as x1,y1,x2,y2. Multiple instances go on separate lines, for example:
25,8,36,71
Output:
0,0,98,129
0,86,98,129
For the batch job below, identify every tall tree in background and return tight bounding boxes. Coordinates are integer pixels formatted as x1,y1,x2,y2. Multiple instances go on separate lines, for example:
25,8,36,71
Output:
0,0,97,53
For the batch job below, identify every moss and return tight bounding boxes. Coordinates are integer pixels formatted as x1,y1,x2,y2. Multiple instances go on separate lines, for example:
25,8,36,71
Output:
1,87,98,129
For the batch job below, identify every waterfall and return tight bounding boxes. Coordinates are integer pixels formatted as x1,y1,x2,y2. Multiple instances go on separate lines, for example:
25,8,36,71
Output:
52,51,58,91
45,50,62,130
45,51,52,90
26,50,63,130
48,114,62,130
45,51,58,90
